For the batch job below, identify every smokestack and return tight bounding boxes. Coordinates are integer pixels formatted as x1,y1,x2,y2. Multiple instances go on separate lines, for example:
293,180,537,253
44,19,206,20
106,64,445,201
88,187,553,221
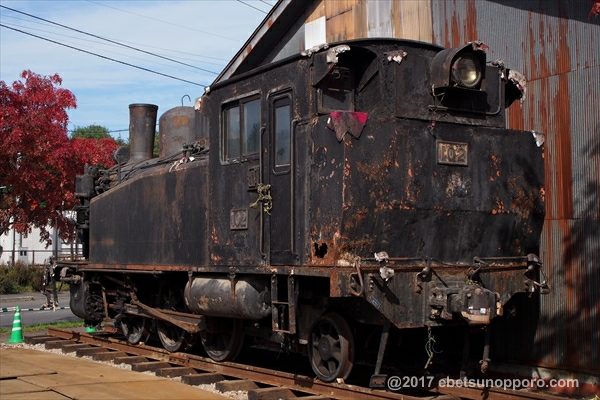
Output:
128,103,158,163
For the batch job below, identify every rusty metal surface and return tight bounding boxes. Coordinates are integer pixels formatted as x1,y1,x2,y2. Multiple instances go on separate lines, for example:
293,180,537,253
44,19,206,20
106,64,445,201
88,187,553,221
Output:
128,104,158,163
89,159,209,266
67,37,553,383
431,0,600,373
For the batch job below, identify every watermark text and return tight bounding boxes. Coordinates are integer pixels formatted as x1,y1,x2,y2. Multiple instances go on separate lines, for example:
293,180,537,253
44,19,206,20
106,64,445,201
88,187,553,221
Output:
386,375,579,391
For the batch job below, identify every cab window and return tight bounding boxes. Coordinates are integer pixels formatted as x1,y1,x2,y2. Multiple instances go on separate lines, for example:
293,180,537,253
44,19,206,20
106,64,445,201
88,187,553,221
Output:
222,97,261,162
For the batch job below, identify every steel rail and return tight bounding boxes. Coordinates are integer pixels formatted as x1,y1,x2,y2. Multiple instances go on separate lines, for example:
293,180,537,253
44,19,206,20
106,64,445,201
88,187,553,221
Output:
45,328,566,400
47,328,422,400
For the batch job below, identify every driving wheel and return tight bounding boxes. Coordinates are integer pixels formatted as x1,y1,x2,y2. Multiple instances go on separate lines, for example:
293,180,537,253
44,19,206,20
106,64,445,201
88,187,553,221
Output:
120,316,149,345
201,318,244,361
157,320,187,352
155,285,188,352
308,313,354,382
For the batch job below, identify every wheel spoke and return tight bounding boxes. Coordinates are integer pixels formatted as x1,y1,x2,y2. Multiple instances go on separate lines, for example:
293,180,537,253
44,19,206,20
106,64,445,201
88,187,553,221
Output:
327,360,337,373
309,314,354,383
330,347,342,361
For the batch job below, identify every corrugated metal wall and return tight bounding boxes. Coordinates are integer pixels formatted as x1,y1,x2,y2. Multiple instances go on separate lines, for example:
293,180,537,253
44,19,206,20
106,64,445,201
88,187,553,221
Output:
304,0,433,43
431,0,600,373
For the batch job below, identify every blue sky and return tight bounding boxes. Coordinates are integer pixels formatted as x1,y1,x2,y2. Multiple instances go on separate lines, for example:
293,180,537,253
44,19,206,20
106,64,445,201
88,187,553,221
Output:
0,0,271,140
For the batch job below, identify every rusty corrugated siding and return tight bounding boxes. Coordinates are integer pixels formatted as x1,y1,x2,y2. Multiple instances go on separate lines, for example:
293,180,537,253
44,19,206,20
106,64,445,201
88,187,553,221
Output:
432,0,600,373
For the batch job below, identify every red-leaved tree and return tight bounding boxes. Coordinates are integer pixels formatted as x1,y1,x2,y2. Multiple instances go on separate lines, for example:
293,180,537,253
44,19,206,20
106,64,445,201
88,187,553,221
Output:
1,70,117,245
71,137,118,172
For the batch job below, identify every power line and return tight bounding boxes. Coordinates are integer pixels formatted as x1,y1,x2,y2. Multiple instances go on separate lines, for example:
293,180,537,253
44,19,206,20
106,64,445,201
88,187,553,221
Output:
0,5,219,75
85,0,238,42
236,0,268,14
0,21,213,73
0,13,228,64
259,0,275,8
0,24,206,87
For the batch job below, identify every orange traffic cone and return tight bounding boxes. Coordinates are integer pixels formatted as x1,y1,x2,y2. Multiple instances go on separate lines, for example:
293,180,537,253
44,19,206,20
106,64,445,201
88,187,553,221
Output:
8,306,24,344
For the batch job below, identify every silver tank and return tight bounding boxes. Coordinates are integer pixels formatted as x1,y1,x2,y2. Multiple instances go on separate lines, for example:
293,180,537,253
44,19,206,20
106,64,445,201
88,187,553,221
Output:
184,276,271,320
159,106,196,158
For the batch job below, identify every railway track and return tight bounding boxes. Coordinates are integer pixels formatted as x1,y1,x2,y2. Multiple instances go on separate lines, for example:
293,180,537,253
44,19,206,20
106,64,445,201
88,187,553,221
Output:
27,328,566,400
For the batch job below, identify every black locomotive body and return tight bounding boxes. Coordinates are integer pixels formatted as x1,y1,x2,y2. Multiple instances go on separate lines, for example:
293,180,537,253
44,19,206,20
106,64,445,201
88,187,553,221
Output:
62,39,546,382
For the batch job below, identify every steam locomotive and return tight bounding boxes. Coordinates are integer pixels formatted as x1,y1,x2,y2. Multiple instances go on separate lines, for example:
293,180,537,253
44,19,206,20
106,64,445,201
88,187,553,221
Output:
58,39,547,384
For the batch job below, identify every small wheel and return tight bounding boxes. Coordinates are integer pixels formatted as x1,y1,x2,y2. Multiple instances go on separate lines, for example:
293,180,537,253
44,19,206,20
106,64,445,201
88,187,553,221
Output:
157,321,187,352
201,318,244,362
120,316,149,345
308,313,354,382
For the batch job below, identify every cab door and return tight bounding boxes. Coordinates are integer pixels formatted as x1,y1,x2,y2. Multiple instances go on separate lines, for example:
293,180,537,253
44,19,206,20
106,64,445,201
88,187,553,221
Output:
264,92,294,265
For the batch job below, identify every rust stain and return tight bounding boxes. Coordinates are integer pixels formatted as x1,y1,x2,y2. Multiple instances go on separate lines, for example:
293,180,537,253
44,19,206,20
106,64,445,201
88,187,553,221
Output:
527,13,538,81
309,222,342,266
450,4,460,47
552,13,573,220
490,199,506,215
465,0,477,41
171,115,190,128
489,154,501,181
442,0,451,48
508,176,536,220
507,101,525,131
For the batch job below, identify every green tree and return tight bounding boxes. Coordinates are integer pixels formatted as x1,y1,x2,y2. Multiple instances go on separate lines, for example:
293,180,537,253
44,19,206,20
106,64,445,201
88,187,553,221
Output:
71,124,110,139
153,130,160,157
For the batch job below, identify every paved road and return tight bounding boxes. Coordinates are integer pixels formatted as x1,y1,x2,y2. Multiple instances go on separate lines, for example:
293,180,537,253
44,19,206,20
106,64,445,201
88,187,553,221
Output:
0,291,79,328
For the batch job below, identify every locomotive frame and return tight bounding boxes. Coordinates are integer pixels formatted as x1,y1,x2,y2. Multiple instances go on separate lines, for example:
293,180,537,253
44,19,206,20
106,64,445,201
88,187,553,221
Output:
59,38,547,384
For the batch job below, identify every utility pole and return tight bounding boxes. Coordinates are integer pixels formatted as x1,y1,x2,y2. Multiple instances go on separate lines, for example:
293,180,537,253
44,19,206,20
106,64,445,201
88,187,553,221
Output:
12,226,16,267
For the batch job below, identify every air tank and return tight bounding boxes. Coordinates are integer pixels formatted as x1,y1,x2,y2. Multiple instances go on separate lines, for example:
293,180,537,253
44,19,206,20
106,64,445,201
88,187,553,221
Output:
184,276,271,320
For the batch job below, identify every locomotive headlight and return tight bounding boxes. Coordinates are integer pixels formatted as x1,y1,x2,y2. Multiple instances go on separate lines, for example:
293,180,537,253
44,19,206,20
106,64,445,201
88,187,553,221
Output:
430,42,487,95
451,54,483,88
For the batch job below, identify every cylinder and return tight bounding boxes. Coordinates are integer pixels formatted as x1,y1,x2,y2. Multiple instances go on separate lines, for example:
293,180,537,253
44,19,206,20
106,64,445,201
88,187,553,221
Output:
128,103,158,163
159,106,196,158
184,277,271,320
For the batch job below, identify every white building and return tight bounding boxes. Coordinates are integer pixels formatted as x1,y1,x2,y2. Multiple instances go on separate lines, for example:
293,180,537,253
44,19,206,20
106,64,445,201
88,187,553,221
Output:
0,214,82,265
